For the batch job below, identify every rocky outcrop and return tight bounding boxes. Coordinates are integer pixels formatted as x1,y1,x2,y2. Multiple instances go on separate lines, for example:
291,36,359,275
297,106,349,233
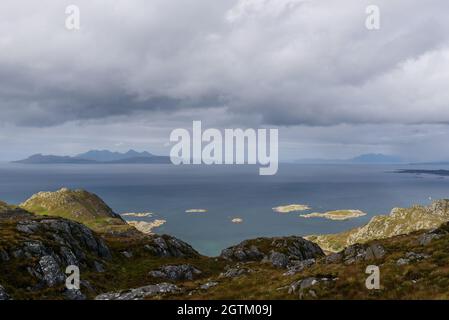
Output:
144,235,199,258
283,258,316,276
396,252,429,266
149,264,202,281
1,217,111,291
220,236,324,268
307,200,449,252
324,243,386,265
95,283,179,300
220,266,253,278
418,227,448,246
287,276,337,298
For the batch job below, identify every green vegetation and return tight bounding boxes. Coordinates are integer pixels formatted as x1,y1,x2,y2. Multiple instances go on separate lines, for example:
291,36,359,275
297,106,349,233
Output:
19,188,132,234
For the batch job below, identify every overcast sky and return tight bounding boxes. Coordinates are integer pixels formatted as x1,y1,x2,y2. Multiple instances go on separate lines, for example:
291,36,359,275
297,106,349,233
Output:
0,0,448,161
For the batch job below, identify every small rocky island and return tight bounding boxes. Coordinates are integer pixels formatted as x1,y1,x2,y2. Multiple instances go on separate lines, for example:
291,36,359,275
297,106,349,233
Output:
300,210,366,221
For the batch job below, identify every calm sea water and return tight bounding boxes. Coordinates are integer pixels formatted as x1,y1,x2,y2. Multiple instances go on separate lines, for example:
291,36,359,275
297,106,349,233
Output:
1,162,449,256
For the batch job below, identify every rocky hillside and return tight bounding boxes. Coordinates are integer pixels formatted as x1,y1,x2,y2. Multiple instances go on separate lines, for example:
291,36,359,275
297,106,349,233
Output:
306,200,449,252
20,188,131,234
0,200,200,300
3,190,449,300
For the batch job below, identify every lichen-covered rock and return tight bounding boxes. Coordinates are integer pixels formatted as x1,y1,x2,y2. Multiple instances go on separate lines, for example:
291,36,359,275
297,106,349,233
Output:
267,251,289,268
283,258,315,276
37,255,66,287
342,243,386,265
396,251,429,266
220,236,324,267
418,228,447,246
1,216,111,290
95,283,180,300
149,264,202,281
199,282,218,290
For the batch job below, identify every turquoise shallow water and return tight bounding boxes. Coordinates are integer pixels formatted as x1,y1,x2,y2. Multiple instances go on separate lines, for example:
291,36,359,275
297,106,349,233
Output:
1,162,448,256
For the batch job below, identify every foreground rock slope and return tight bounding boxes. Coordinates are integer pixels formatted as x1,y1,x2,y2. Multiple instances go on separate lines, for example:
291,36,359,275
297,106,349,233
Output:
3,189,449,300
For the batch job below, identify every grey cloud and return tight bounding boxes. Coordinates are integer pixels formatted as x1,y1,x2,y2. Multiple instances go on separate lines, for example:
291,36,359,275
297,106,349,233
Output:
0,0,449,128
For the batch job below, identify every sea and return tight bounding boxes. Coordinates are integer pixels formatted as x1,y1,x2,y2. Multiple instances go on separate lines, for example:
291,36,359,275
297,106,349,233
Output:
1,162,449,256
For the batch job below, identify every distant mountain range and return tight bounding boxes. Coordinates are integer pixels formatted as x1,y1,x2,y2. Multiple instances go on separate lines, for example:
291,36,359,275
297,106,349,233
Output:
295,153,404,164
14,150,171,164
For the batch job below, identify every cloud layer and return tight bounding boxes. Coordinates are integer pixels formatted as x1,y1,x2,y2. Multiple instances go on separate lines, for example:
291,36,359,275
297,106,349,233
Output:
1,0,449,128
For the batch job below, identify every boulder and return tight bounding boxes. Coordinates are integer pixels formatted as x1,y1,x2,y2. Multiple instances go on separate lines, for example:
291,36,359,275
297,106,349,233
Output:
283,258,315,276
199,282,218,290
220,267,253,278
149,264,202,281
95,283,179,300
268,252,289,268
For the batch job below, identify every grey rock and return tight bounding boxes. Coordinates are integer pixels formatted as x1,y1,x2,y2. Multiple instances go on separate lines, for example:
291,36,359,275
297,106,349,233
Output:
283,258,315,276
0,285,10,300
342,243,386,265
37,255,65,287
121,251,133,258
144,236,199,258
418,229,446,246
16,220,40,234
64,289,86,300
149,264,202,281
269,251,289,268
365,244,386,260
287,277,336,295
221,245,264,262
0,249,10,262
220,267,252,278
95,283,179,300
94,261,105,273
396,258,410,266
220,236,324,263
199,282,218,290
396,252,429,266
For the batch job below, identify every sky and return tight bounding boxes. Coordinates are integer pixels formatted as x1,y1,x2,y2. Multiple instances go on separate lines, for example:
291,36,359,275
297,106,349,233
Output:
1,0,449,161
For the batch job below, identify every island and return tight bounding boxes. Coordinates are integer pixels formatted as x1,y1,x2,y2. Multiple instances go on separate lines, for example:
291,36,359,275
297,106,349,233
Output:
272,204,311,213
396,169,449,176
186,209,208,213
300,209,366,221
127,219,166,234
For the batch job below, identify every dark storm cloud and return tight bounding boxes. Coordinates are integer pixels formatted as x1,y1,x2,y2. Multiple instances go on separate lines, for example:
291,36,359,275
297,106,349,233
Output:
1,0,449,127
